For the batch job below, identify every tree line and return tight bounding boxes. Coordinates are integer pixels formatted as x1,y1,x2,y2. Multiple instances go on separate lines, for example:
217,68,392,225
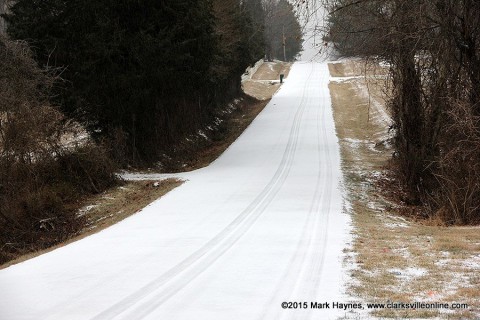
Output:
323,0,480,225
3,0,302,163
0,0,302,263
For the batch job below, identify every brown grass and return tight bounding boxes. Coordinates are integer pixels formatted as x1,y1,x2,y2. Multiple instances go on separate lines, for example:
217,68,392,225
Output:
328,59,388,78
329,60,480,319
243,61,291,101
79,179,183,234
252,60,291,80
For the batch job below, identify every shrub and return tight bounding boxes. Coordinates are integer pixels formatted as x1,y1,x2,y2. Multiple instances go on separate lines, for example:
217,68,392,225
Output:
0,35,119,264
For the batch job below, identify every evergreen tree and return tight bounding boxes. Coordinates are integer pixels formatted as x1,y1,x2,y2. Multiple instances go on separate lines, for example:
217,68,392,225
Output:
5,0,218,162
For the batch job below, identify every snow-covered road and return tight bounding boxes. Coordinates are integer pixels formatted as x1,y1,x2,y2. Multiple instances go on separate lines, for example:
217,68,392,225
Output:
0,62,351,320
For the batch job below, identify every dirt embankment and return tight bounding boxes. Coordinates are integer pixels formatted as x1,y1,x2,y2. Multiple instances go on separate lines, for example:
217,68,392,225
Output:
329,59,480,319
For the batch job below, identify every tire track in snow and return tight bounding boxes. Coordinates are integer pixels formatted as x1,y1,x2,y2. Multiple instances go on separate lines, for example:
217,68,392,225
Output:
291,65,334,320
257,64,333,320
90,64,316,320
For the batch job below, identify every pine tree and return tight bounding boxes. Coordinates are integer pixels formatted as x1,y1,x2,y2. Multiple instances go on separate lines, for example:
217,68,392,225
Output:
5,0,218,161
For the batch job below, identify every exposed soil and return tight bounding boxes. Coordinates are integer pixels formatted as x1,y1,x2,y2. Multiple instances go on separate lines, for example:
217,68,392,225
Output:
329,60,480,319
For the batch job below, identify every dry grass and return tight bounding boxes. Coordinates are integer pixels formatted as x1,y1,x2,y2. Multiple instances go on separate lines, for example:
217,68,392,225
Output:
252,60,291,80
78,179,183,234
328,59,389,78
329,60,480,319
242,61,291,100
1,179,183,269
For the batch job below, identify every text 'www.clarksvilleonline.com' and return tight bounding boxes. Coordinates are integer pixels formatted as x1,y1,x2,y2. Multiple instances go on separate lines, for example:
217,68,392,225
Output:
281,301,469,311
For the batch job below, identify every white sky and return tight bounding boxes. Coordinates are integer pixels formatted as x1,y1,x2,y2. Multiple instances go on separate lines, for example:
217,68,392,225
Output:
294,0,331,61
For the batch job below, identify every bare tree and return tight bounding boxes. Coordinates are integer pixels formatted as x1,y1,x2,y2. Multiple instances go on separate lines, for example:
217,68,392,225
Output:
319,0,480,223
263,0,303,61
0,0,12,35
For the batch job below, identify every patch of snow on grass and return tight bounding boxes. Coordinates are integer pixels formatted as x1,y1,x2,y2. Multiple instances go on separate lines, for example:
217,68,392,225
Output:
343,137,370,149
76,205,97,218
389,267,427,279
395,247,412,260
330,76,365,82
379,61,391,68
380,215,410,229
462,254,480,270
384,221,409,229
197,130,208,140
434,257,451,268
353,82,391,128
241,59,264,82
435,270,474,301
92,213,115,224
214,117,223,125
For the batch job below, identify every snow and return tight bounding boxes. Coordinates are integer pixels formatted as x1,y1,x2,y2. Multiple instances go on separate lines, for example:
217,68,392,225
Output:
197,129,208,140
384,221,409,229
241,59,264,82
330,76,366,82
353,81,391,128
463,254,480,270
76,204,98,218
0,62,351,319
389,267,428,279
297,2,331,62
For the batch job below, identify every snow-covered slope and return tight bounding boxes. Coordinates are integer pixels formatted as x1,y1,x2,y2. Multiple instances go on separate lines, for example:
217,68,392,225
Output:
0,62,351,320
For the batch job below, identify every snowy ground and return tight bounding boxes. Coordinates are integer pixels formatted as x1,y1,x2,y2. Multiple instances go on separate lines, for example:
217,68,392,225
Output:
0,62,351,320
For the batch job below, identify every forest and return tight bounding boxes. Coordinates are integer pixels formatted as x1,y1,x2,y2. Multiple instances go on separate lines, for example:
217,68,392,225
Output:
324,0,480,225
0,0,302,263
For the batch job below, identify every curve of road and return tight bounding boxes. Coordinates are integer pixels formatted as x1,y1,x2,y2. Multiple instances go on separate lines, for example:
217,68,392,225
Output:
0,62,351,320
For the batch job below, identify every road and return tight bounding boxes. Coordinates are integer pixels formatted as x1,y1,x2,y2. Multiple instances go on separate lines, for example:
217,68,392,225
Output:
0,62,350,320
